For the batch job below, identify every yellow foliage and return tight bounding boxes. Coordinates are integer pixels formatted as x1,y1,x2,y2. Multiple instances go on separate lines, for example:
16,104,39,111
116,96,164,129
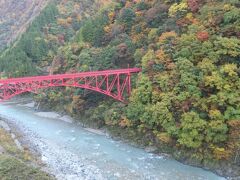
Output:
58,5,67,15
97,0,112,6
57,18,68,26
65,103,74,114
223,4,232,11
72,95,81,104
185,13,199,25
169,1,188,17
197,58,216,73
119,116,132,128
156,132,172,144
212,147,231,160
135,11,144,17
186,13,193,20
133,0,141,3
142,49,156,69
148,28,158,41
76,14,82,22
104,25,112,33
159,31,177,44
221,64,238,77
209,109,222,120
131,22,149,44
48,34,58,42
108,11,115,22
204,72,223,90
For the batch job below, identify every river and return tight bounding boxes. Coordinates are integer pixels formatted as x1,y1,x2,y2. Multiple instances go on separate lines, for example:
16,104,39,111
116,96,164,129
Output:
0,101,226,180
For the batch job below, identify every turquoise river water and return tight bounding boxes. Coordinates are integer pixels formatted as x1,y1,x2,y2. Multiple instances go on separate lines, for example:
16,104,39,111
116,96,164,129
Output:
0,102,226,180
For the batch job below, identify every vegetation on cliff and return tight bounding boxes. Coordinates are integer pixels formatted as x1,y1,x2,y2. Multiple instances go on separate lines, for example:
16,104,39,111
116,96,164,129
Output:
0,0,49,50
0,127,54,179
0,0,239,177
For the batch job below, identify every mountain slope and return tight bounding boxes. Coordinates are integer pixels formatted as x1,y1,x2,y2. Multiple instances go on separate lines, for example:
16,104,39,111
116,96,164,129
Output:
0,0,239,178
34,1,239,177
0,0,113,77
0,0,49,50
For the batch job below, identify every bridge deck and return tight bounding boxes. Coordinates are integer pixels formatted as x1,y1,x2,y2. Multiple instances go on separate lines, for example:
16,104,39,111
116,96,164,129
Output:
0,68,141,102
0,68,141,84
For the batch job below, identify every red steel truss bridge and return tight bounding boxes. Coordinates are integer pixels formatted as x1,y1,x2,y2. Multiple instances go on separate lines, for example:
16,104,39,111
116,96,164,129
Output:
0,68,141,103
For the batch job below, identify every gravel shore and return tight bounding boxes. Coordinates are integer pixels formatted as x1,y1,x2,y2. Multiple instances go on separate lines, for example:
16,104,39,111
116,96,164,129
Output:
0,115,105,180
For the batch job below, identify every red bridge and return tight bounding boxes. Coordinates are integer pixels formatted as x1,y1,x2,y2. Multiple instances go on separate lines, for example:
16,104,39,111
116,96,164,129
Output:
0,68,141,103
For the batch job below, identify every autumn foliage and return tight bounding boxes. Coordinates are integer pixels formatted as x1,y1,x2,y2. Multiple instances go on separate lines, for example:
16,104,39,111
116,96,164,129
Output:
196,31,209,41
1,0,240,176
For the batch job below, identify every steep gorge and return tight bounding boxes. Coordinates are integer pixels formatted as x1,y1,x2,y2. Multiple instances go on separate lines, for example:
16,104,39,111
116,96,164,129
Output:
0,0,49,50
0,0,239,178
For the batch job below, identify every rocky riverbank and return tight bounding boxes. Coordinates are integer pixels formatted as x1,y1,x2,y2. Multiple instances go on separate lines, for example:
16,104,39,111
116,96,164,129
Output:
106,123,239,180
0,99,229,180
0,110,104,179
0,119,54,179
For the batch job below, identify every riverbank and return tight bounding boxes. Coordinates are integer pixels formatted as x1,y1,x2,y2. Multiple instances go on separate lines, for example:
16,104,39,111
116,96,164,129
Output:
0,103,105,179
0,119,54,179
0,99,225,180
106,126,240,180
35,100,239,179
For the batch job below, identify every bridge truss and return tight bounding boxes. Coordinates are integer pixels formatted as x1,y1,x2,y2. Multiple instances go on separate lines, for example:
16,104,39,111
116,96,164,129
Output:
0,68,141,103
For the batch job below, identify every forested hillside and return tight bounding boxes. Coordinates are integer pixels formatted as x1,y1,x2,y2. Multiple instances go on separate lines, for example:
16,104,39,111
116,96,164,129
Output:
0,0,49,50
0,0,239,177
0,0,111,77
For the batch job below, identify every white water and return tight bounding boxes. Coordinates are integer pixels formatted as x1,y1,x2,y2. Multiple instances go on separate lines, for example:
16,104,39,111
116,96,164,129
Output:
0,102,226,180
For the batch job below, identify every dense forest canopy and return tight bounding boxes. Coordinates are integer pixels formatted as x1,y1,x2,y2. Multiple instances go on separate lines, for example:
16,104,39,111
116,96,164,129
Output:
0,0,239,177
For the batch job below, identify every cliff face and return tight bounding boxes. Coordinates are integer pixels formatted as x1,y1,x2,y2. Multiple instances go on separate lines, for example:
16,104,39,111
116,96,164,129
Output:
0,0,49,50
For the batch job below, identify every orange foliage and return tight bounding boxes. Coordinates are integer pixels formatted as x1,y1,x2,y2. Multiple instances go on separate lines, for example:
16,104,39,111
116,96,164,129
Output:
66,17,72,24
155,48,175,70
119,117,132,128
212,147,232,160
73,3,80,10
131,22,149,44
104,25,112,33
125,1,133,8
166,62,176,70
132,33,145,44
196,31,209,41
156,48,167,62
159,31,177,44
57,18,68,26
228,120,240,143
